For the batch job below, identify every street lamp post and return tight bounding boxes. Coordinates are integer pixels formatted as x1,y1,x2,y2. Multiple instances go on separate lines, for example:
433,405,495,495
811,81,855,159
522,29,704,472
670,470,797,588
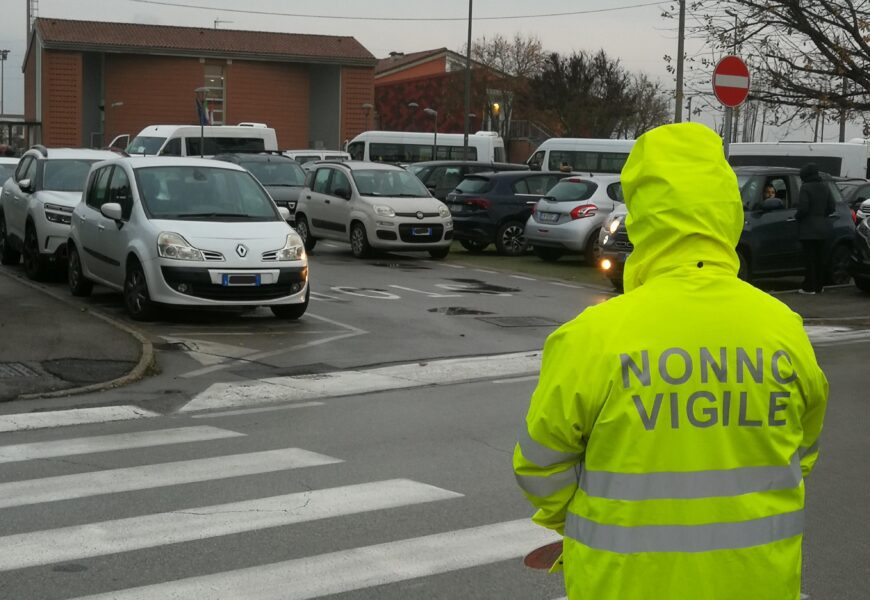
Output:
424,107,438,158
0,50,9,117
194,86,209,157
463,0,473,160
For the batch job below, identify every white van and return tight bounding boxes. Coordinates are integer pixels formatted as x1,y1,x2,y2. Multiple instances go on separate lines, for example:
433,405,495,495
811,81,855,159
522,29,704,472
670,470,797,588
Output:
118,124,278,157
728,140,870,178
283,149,351,163
346,131,506,163
527,138,636,173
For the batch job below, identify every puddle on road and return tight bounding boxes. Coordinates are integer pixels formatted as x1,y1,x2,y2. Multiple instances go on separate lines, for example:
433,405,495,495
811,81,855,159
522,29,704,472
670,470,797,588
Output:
445,278,520,295
427,307,494,316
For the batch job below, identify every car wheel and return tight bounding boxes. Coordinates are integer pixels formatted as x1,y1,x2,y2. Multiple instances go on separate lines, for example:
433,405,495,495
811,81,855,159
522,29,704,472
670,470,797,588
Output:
23,223,48,281
295,215,316,252
533,246,564,262
428,247,450,260
855,276,870,293
459,239,489,253
495,221,526,256
124,260,157,321
67,244,93,297
271,286,309,320
0,213,20,266
610,277,624,293
350,221,372,258
826,243,852,285
584,228,602,264
737,248,751,281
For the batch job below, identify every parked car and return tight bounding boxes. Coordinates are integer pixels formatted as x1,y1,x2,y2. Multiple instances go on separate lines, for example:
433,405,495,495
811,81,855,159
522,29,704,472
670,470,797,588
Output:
0,146,119,279
120,124,278,157
67,157,308,321
851,215,870,292
834,177,870,212
525,175,622,263
599,166,856,291
858,198,870,221
283,149,350,164
0,157,18,184
444,171,572,255
294,161,452,259
213,153,306,222
407,160,529,200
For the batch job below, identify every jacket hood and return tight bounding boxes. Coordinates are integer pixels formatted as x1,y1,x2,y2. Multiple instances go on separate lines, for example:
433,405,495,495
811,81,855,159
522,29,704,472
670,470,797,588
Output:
621,123,743,293
799,162,821,182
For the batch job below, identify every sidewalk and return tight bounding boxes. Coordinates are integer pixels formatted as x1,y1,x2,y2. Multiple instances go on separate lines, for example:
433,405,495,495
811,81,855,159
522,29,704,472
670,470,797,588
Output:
0,270,145,401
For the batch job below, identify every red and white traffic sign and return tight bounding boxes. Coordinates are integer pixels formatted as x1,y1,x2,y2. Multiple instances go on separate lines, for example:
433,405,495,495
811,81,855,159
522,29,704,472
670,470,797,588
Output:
713,55,750,108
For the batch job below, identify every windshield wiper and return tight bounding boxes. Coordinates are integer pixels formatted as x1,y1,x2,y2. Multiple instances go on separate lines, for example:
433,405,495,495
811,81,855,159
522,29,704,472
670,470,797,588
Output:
360,192,383,196
392,193,426,197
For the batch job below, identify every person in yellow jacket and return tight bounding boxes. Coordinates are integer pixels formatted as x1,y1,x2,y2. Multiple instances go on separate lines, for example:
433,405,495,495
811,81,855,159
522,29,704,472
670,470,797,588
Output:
514,122,828,600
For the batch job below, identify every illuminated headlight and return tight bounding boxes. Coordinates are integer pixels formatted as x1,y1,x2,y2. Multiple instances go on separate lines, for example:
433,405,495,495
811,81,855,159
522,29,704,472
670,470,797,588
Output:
601,258,613,271
608,218,621,234
157,232,205,261
275,232,306,261
374,205,396,217
44,203,73,225
602,234,610,245
438,205,450,218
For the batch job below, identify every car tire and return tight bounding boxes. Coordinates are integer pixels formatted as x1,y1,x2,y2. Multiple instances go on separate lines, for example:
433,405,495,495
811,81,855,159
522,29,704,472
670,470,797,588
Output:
495,221,526,256
350,221,372,258
67,244,93,297
459,239,489,253
826,243,852,285
124,260,157,321
428,247,450,260
610,277,624,293
737,248,751,281
533,246,563,262
584,228,602,264
271,286,309,320
295,215,317,252
0,213,20,266
22,223,48,281
855,276,870,293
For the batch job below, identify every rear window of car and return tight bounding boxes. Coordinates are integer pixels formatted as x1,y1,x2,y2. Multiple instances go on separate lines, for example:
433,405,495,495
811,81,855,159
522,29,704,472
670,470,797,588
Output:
455,176,492,194
546,180,599,202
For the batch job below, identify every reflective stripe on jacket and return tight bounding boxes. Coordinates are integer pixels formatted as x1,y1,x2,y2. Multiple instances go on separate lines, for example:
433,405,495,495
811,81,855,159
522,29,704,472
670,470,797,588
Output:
514,123,828,600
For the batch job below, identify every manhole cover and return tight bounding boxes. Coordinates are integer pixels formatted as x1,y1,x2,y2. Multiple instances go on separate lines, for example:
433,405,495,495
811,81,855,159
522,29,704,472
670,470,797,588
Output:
476,316,563,328
0,362,40,378
428,307,494,316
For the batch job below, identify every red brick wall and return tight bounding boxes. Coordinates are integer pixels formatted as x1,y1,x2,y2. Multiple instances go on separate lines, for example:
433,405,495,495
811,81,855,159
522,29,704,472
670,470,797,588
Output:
341,66,375,142
103,54,203,146
42,50,82,146
226,60,309,149
376,57,446,84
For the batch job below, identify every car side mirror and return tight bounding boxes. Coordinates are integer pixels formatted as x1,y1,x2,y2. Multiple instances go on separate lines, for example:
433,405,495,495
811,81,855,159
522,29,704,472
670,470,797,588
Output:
277,206,291,221
100,202,123,221
18,178,34,193
334,188,351,200
528,162,541,172
760,197,784,212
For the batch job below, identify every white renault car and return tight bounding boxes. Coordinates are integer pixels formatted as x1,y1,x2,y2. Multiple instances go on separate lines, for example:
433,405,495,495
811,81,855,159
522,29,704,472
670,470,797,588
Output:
294,161,453,259
67,157,308,321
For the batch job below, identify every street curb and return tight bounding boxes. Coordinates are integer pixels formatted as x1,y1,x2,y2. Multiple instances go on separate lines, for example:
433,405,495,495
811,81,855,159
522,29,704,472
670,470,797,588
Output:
0,269,155,400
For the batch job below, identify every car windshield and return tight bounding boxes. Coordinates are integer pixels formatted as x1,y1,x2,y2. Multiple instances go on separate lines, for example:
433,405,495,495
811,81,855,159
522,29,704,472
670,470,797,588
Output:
352,169,430,197
241,161,306,186
546,180,598,202
135,166,279,221
127,136,166,155
455,177,491,194
42,160,98,192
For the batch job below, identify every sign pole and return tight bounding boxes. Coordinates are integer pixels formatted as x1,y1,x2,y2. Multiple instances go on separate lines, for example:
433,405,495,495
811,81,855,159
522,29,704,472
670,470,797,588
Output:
723,107,733,159
712,55,750,160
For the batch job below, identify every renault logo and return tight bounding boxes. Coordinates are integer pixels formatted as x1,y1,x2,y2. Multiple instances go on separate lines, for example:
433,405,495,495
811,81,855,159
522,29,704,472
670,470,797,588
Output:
416,211,424,220
235,244,248,258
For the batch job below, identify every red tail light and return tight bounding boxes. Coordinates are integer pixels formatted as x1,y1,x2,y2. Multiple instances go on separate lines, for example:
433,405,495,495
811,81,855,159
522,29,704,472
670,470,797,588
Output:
530,204,537,215
570,204,597,220
852,209,858,224
466,197,491,209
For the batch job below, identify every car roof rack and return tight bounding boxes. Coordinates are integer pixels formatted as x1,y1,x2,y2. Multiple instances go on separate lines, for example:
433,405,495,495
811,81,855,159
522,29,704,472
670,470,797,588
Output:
31,144,48,157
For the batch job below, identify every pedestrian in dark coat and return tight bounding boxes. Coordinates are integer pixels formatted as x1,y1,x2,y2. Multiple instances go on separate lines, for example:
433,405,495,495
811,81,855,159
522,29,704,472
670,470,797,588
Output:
796,163,836,294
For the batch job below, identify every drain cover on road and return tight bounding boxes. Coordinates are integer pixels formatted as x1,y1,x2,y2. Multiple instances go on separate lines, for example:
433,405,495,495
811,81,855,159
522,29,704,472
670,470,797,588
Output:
476,316,563,328
0,362,40,378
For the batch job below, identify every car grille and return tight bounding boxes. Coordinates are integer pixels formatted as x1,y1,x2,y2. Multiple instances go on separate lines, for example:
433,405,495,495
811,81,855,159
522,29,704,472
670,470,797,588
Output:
161,267,306,301
396,211,439,218
398,223,444,243
202,250,225,261
612,228,633,251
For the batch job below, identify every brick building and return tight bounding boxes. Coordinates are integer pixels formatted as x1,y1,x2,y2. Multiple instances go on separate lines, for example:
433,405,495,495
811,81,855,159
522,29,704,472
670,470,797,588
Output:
22,18,376,150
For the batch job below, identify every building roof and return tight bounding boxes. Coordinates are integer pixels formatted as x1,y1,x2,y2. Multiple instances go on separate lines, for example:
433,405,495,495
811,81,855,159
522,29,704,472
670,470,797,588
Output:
376,48,450,77
31,18,376,66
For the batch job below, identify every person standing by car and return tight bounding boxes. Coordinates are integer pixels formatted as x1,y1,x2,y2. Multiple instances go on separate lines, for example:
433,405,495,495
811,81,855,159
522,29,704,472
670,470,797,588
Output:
514,123,828,600
796,163,836,294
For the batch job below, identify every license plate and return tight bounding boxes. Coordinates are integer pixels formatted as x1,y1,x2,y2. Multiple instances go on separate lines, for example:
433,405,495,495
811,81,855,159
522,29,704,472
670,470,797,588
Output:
538,212,559,223
222,274,261,286
411,227,432,236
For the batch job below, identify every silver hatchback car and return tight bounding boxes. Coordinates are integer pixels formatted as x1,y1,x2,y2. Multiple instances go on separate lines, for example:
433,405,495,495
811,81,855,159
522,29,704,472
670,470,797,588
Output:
525,174,622,263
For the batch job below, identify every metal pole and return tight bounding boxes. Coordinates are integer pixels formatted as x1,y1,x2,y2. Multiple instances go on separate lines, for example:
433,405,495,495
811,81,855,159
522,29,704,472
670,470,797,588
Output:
839,76,848,142
462,0,472,160
0,50,8,117
674,0,686,122
723,108,733,159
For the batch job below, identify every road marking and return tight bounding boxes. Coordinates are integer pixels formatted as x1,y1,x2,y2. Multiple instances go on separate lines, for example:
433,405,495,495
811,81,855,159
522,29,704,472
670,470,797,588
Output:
310,291,343,301
162,337,258,367
2,479,462,572
389,284,461,298
0,406,159,433
331,286,401,300
0,448,341,509
69,519,557,600
493,375,539,384
0,426,243,464
440,263,466,269
475,268,496,274
510,275,537,281
191,401,324,418
549,282,581,289
183,351,542,412
804,325,870,346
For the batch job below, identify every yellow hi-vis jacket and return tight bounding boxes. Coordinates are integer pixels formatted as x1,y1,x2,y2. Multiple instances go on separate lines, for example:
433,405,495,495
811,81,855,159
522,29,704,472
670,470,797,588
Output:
514,123,828,600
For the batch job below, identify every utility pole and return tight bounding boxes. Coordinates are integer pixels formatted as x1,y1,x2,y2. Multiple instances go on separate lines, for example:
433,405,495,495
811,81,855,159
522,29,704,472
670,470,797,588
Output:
674,0,686,122
0,50,8,117
839,76,848,142
462,0,473,160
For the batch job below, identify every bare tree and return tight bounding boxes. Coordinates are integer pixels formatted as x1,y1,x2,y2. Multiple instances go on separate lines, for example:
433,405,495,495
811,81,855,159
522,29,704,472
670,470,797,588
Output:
616,73,672,138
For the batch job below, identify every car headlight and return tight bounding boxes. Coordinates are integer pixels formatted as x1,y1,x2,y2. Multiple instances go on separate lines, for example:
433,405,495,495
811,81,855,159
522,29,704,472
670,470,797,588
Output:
374,205,396,217
157,232,204,261
276,231,306,261
608,218,621,234
438,205,450,218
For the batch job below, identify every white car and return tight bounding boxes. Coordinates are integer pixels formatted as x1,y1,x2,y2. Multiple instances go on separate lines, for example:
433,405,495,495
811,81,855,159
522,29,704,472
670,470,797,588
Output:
0,146,119,279
67,157,308,321
294,161,453,259
0,157,18,185
525,174,623,263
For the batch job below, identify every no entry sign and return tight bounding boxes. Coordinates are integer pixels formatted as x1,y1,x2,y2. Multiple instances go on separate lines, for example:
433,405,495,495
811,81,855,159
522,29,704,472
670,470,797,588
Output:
713,56,750,108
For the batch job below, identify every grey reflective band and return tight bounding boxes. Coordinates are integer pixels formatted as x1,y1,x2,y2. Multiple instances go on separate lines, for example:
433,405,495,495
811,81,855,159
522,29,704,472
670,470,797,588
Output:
516,465,579,498
517,428,581,468
579,453,802,501
566,510,804,553
799,442,819,458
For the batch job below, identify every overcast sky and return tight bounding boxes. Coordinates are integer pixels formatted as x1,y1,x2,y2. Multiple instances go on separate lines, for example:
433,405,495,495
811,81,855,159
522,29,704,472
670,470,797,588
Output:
0,0,859,140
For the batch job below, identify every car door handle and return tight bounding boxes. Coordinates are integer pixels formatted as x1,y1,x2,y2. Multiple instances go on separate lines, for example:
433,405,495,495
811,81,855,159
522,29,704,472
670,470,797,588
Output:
306,195,311,199
97,224,105,231
325,199,331,204
78,215,87,223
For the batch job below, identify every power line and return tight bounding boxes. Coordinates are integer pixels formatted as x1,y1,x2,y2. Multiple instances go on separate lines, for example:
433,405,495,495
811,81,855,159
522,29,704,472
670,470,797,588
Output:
125,0,664,22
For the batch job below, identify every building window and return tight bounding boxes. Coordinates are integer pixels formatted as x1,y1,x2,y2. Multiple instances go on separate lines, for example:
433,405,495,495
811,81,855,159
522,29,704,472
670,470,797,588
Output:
204,64,225,125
